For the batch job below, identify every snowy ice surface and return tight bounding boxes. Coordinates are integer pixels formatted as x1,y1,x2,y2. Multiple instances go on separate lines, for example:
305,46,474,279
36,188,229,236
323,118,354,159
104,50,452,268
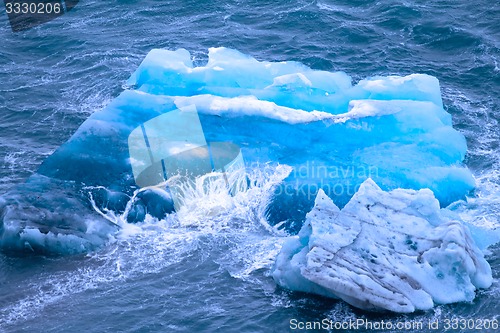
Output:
273,178,492,313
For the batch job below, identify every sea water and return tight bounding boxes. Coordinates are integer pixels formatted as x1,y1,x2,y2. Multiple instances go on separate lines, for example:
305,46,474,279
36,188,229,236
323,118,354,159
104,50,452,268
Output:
0,1,499,332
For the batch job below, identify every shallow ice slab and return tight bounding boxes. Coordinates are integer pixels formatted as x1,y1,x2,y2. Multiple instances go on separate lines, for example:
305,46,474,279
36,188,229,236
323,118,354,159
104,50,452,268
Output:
272,178,492,313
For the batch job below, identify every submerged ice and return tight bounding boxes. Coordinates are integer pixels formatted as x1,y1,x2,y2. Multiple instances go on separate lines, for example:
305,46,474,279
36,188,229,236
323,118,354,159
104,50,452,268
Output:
272,179,492,313
0,47,495,310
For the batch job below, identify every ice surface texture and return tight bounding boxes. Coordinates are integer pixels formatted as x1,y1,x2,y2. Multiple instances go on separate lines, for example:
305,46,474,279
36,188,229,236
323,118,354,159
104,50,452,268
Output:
0,48,476,255
126,48,474,207
272,179,492,313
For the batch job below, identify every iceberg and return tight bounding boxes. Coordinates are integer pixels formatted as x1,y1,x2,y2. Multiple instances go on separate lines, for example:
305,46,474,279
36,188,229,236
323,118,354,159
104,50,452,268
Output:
272,179,492,313
126,48,475,230
0,48,477,255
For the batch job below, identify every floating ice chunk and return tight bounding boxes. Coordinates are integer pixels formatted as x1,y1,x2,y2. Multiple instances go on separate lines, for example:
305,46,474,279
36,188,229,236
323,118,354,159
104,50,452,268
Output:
0,48,476,254
127,47,474,206
272,179,492,313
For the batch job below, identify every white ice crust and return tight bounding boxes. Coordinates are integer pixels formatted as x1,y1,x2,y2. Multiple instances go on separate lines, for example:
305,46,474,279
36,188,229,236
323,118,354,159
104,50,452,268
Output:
273,179,492,313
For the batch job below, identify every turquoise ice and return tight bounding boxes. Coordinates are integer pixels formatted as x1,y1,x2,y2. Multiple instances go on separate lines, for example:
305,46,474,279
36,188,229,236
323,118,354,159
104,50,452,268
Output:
126,47,474,208
0,48,479,258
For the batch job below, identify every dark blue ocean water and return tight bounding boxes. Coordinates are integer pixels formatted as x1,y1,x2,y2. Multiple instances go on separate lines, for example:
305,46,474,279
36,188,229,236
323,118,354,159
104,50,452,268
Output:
0,1,499,332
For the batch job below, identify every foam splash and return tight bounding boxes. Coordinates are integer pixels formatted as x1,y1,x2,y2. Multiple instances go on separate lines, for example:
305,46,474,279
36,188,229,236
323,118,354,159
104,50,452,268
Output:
0,165,290,327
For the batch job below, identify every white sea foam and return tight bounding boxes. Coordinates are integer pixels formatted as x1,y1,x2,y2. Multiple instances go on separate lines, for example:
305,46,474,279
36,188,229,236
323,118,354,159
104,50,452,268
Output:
0,165,292,327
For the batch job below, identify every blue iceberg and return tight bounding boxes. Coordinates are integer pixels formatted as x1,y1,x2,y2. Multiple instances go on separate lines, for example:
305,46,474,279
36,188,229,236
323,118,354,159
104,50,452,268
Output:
124,48,475,231
0,48,482,261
